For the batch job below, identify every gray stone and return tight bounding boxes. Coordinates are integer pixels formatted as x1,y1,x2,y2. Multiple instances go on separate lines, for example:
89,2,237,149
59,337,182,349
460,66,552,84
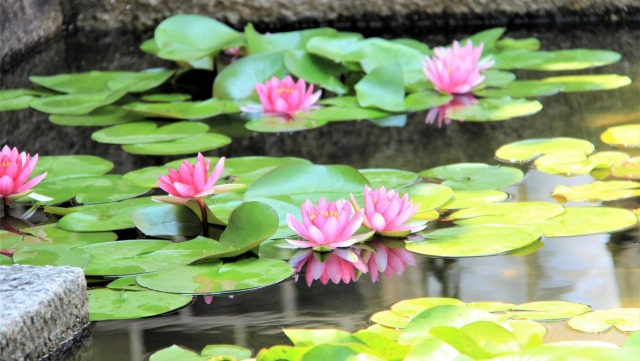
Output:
0,0,63,66
0,265,89,361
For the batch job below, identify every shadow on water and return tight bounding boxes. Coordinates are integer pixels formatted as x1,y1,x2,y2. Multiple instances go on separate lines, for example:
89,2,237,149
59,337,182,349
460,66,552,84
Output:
1,23,638,361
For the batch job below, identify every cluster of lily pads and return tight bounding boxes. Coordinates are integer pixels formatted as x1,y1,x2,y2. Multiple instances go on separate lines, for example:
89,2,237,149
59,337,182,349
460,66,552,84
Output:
0,14,633,155
147,297,640,361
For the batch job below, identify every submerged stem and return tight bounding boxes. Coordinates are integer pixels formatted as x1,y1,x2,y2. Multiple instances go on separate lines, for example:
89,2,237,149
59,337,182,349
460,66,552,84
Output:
2,198,9,219
197,198,209,237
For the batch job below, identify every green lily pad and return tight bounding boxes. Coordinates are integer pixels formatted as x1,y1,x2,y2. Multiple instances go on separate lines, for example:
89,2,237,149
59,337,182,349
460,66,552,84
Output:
298,104,392,123
448,202,565,225
245,115,328,133
601,124,640,148
49,106,144,126
568,308,640,333
12,245,91,267
356,38,430,89
140,93,191,102
446,97,542,122
419,163,524,191
55,197,156,232
29,70,174,94
541,74,632,92
284,328,363,346
612,157,640,179
107,276,147,291
509,301,591,321
19,224,117,248
535,206,638,237
91,121,209,144
355,62,406,112
201,344,253,360
430,321,520,358
88,288,192,321
0,89,54,111
283,50,348,95
34,155,113,178
467,301,516,313
122,133,232,155
533,150,600,176
245,24,339,54
359,168,420,189
398,305,497,345
136,258,293,294
404,91,452,112
403,183,454,212
496,49,621,71
441,190,509,210
0,254,13,265
31,174,151,205
553,181,640,202
353,331,410,361
81,239,202,276
123,98,239,119
213,52,288,100
406,225,541,257
496,37,541,51
494,137,595,163
473,80,564,98
370,310,410,329
30,88,130,115
148,346,203,361
391,297,465,317
404,338,472,361
507,319,547,346
482,70,517,87
132,204,202,238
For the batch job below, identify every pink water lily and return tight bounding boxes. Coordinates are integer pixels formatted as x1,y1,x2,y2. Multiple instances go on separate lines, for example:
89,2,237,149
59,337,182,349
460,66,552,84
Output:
253,75,322,116
423,40,494,94
0,145,47,202
289,248,368,286
361,241,416,283
286,198,373,251
351,185,426,237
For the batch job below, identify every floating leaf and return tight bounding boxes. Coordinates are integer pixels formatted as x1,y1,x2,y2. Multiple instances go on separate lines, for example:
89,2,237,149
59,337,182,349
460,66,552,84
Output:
600,124,640,148
442,190,509,210
12,245,91,267
391,297,465,317
541,74,631,92
496,49,621,71
359,168,419,189
56,197,156,231
107,276,147,291
30,88,130,115
140,93,191,102
132,204,202,238
284,328,363,347
419,163,524,191
448,202,565,225
406,225,541,257
34,155,114,178
283,50,348,94
91,121,209,144
136,258,293,294
404,338,472,361
403,183,454,213
612,157,640,179
553,181,640,202
213,52,288,100
299,104,392,123
148,345,203,361
19,223,117,248
568,308,640,333
370,310,410,329
446,97,542,121
31,174,150,205
245,115,328,133
0,89,53,111
534,150,599,176
495,137,595,163
49,106,144,126
535,206,637,237
404,91,452,112
88,288,192,321
122,133,231,155
473,80,563,98
353,331,410,361
509,301,591,321
246,24,339,54
482,70,517,87
355,62,406,112
29,70,174,94
496,37,541,51
201,344,253,360
0,255,13,265
123,98,238,119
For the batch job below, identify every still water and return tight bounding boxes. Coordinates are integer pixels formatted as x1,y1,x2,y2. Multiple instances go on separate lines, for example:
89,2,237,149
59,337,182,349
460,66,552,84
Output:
1,23,638,360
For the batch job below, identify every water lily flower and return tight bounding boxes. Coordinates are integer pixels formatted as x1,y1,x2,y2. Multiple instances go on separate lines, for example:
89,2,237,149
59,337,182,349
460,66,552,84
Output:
423,40,495,94
286,198,374,251
351,185,426,237
251,75,322,116
0,146,47,205
361,241,416,283
289,248,368,286
425,94,477,127
155,153,244,237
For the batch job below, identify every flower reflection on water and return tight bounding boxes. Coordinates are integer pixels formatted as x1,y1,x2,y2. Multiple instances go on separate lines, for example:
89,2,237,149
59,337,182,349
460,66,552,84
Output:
425,94,477,127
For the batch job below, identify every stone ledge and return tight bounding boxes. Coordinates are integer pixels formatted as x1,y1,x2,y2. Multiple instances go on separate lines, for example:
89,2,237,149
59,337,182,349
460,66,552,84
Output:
0,265,89,361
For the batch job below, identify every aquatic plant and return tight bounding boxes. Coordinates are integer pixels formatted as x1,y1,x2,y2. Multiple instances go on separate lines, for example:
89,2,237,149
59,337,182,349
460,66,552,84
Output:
246,75,322,117
286,198,374,251
0,145,47,216
289,248,367,286
423,40,495,94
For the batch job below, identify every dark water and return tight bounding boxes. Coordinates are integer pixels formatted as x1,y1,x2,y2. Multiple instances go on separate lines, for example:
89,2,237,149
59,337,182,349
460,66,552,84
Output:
1,24,639,360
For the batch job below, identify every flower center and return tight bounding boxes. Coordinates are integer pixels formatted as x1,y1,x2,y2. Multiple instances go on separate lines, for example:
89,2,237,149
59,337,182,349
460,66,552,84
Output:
277,87,294,95
1,161,11,168
310,210,339,220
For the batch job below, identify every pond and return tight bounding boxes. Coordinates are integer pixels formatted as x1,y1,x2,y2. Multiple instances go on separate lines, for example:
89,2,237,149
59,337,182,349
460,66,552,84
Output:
1,19,638,361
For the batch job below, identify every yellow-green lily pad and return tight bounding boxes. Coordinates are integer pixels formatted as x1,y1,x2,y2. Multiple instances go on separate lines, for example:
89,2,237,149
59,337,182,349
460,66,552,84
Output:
448,202,565,225
509,301,591,321
91,121,209,144
535,206,638,237
88,288,192,321
600,124,640,148
540,74,631,92
122,133,232,155
611,157,640,179
419,163,524,191
552,181,640,202
442,190,509,210
495,137,595,163
391,297,465,317
568,308,640,333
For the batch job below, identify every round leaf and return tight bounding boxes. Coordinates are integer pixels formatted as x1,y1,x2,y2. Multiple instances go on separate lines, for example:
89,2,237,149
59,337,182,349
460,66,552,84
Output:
122,133,231,155
91,121,209,144
12,245,91,267
88,288,192,321
552,181,640,202
448,202,565,225
509,301,590,321
245,115,328,133
495,137,595,163
355,62,405,112
419,163,524,191
359,168,420,189
446,97,542,122
536,206,638,237
49,106,144,126
568,308,640,333
132,204,202,237
600,124,640,148
213,52,288,100
541,74,631,92
35,155,113,178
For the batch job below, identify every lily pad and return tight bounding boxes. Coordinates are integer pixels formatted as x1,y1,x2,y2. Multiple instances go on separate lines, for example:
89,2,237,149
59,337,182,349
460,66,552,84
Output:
509,301,591,321
55,197,156,232
91,121,209,144
406,225,542,257
283,50,348,95
34,155,114,178
535,206,638,237
441,190,509,210
370,310,410,329
612,157,640,179
391,297,465,317
473,80,564,98
132,204,203,238
496,49,621,71
30,88,130,115
404,91,452,112
355,62,406,112
29,70,174,94
88,288,192,321
245,115,328,133
213,52,288,100
446,97,542,122
19,224,117,248
495,137,595,163
136,258,293,294
534,150,600,176
12,245,91,267
31,174,151,205
419,163,524,191
448,202,566,225
0,255,13,265
600,124,640,148
123,98,238,119
541,74,631,92
568,308,640,333
122,133,232,155
140,93,192,102
552,181,640,202
359,168,420,189
403,183,454,213
49,106,144,126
